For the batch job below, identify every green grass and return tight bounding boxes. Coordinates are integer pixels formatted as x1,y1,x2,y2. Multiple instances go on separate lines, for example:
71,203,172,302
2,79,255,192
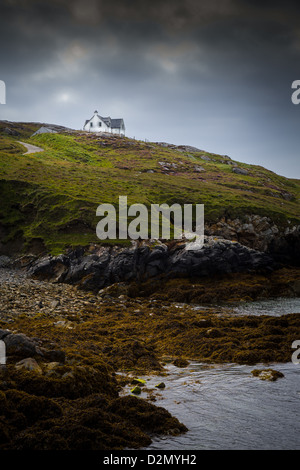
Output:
0,121,299,254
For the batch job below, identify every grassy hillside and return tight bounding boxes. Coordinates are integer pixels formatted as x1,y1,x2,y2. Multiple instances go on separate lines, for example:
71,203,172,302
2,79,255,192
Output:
0,121,299,255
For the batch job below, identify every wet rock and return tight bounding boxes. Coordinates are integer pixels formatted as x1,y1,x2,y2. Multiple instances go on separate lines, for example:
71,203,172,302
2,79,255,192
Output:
43,362,61,376
205,328,224,338
28,254,70,282
15,358,43,375
53,320,73,329
131,386,142,395
131,378,146,386
173,358,189,368
27,238,274,291
1,329,65,365
4,333,40,359
155,382,166,389
291,279,300,296
251,369,284,381
40,348,65,364
61,371,74,379
0,329,12,341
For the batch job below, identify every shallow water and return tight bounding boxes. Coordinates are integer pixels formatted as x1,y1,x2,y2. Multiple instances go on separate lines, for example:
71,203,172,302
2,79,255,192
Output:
140,362,300,450
135,297,300,450
191,297,300,317
228,297,300,317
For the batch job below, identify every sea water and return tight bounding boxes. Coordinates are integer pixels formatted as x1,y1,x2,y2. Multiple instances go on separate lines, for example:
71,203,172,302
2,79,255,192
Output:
144,361,300,450
139,297,300,450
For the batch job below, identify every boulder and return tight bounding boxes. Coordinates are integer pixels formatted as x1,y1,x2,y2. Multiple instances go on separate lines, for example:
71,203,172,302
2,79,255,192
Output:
173,358,189,368
4,333,40,358
15,357,43,374
131,386,142,395
232,167,249,175
155,382,166,389
3,331,65,364
251,369,284,381
194,165,205,172
3,127,20,136
0,329,12,341
131,378,146,386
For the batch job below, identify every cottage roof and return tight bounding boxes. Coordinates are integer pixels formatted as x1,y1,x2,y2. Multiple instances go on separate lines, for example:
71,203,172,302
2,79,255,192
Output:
100,116,111,126
111,118,124,129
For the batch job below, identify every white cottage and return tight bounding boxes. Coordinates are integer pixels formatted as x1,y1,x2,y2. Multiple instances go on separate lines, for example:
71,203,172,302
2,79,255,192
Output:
83,110,125,135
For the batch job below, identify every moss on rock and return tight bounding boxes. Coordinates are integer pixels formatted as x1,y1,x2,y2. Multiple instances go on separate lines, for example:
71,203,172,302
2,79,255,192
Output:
251,368,285,381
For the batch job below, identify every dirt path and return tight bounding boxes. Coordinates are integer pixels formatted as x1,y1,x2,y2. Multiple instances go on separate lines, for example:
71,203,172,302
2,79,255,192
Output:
18,141,44,154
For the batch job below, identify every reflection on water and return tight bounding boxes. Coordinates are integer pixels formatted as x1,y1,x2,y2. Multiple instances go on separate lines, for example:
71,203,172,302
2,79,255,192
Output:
191,297,300,317
137,297,300,450
142,362,300,450
230,297,300,317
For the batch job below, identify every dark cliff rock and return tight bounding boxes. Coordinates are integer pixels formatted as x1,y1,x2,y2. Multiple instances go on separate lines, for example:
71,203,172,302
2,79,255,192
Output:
25,237,274,292
205,215,300,265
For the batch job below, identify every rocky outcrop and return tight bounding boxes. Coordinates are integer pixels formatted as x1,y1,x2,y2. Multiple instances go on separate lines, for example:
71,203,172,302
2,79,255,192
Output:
232,167,249,175
205,215,300,264
25,237,274,292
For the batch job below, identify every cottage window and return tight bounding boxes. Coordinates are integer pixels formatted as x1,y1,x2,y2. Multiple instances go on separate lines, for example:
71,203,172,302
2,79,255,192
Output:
99,122,102,126
90,122,93,128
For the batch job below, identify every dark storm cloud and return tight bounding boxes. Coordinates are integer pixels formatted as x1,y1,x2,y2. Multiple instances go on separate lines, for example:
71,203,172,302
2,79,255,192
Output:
1,0,298,78
0,0,299,177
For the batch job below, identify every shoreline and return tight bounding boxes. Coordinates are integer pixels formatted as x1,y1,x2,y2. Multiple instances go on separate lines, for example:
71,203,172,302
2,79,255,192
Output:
0,265,299,450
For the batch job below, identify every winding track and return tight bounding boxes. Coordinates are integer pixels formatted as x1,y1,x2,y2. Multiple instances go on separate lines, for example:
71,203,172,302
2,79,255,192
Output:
18,141,44,154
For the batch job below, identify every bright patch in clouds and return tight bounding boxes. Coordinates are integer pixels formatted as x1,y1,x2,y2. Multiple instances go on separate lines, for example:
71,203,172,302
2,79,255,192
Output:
55,91,75,104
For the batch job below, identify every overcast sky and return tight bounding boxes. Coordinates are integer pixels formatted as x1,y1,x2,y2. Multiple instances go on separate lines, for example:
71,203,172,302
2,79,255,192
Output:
0,0,299,178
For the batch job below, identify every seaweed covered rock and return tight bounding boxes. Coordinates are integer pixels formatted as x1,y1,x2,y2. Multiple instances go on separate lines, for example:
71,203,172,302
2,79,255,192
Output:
5,389,62,425
251,369,285,381
107,395,187,436
0,325,188,451
3,362,118,399
106,339,163,372
0,382,187,450
173,358,189,368
15,358,43,374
